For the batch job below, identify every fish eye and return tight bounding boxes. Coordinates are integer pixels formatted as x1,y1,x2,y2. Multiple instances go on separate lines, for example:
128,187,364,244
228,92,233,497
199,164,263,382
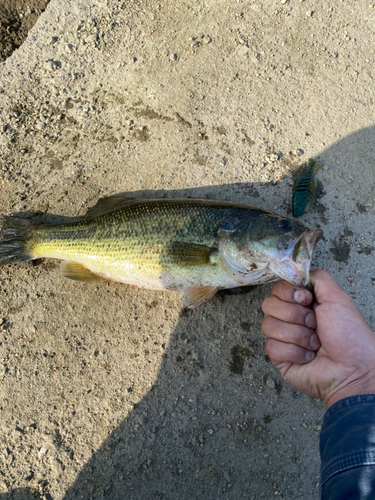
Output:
279,219,292,230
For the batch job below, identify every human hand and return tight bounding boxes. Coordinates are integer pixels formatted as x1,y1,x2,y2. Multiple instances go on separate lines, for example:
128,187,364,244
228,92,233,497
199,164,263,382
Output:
261,270,375,408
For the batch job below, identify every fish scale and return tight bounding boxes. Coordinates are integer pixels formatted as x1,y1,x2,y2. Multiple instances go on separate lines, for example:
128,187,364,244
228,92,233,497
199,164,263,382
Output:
0,196,322,308
29,199,246,290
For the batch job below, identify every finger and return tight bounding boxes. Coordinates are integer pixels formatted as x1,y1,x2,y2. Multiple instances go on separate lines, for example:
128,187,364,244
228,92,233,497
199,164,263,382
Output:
271,281,313,307
262,317,320,350
262,296,317,329
266,339,316,365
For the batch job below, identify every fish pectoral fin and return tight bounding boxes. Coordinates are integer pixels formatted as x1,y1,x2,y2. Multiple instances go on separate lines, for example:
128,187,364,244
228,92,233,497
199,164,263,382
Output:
166,242,217,267
182,286,217,309
61,261,109,282
84,195,137,218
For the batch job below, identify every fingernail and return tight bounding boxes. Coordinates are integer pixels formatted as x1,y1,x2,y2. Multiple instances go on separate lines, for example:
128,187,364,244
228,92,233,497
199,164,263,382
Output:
293,289,307,304
305,350,315,362
305,312,316,329
309,333,320,349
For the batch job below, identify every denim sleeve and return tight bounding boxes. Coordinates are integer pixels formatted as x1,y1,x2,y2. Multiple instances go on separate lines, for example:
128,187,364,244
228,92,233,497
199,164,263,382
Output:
320,394,375,500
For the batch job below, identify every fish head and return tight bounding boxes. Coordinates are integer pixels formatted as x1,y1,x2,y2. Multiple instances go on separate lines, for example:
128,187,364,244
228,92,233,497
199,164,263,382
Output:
219,210,322,287
241,213,322,287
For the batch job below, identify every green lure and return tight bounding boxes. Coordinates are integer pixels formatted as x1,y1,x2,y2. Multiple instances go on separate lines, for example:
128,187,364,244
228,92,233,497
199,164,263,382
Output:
292,159,320,217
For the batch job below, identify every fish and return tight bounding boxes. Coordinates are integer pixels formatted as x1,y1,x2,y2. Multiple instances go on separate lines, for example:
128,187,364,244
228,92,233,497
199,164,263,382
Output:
292,158,320,217
0,196,322,308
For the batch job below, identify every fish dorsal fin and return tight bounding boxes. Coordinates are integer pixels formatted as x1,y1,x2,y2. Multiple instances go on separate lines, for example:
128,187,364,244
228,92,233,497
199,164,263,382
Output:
85,195,136,218
61,261,109,282
182,286,217,309
165,242,217,267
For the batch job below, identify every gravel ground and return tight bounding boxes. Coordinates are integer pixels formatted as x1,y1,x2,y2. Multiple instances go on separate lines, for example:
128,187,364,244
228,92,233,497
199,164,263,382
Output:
0,1,374,499
0,0,50,63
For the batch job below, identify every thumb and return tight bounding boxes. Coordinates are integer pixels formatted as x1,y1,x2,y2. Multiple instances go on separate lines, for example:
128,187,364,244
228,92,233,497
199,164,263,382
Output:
310,270,352,306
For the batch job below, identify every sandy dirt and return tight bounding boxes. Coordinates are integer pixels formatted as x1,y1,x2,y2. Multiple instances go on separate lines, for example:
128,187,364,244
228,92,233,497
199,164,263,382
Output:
0,1,374,499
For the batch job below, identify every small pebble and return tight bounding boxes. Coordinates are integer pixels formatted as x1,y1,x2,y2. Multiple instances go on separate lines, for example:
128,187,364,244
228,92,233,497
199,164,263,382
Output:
38,446,47,458
266,378,275,388
45,60,61,71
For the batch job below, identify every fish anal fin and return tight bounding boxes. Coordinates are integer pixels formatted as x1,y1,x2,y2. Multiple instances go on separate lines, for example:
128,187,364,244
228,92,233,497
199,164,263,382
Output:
166,242,217,267
182,286,217,309
85,195,136,218
61,261,108,282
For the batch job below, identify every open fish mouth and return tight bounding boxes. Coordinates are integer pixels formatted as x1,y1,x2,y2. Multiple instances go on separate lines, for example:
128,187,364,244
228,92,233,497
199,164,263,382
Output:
270,229,323,287
303,229,323,256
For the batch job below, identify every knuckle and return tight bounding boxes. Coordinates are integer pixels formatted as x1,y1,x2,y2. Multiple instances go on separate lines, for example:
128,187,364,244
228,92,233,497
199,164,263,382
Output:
265,340,275,357
288,307,299,324
261,298,269,314
291,326,309,345
273,280,292,295
261,296,274,313
272,281,286,296
261,317,272,335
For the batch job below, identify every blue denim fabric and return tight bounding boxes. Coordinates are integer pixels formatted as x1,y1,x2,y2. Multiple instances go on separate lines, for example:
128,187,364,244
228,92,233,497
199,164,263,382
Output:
320,394,375,499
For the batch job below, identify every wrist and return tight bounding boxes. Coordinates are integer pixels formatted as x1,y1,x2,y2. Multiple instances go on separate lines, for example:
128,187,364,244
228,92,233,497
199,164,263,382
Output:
325,376,375,408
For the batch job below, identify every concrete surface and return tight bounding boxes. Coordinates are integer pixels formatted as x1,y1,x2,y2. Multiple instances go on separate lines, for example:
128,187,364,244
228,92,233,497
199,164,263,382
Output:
0,0,374,499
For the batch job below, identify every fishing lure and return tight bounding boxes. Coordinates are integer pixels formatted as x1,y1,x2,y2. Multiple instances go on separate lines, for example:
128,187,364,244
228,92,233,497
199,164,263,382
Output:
292,158,320,217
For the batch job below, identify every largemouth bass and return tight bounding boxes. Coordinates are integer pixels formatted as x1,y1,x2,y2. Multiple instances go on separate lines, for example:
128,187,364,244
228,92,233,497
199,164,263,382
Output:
0,196,322,308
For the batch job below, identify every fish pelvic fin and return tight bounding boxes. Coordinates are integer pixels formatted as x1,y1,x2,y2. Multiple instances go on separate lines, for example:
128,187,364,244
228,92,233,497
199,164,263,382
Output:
61,261,109,282
182,286,217,309
0,216,34,267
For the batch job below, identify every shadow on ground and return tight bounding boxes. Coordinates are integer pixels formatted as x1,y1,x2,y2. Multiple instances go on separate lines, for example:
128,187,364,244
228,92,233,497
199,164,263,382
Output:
2,128,375,499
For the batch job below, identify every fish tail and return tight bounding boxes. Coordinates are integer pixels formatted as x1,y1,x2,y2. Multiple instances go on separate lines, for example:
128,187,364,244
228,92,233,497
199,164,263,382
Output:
0,216,35,267
308,158,321,174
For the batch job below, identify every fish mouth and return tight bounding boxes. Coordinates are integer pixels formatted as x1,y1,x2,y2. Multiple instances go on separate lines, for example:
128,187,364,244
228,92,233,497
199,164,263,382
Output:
269,229,322,288
304,229,323,256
